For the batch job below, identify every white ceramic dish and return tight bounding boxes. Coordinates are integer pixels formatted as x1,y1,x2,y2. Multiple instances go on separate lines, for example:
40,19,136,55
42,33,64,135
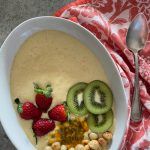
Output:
0,16,128,150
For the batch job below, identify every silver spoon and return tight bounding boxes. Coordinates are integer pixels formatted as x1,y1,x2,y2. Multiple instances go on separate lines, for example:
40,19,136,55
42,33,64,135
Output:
126,13,148,122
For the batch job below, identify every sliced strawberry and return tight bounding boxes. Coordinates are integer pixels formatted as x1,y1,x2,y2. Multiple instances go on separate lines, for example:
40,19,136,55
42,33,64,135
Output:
15,98,42,120
48,104,67,122
34,83,53,112
32,118,55,136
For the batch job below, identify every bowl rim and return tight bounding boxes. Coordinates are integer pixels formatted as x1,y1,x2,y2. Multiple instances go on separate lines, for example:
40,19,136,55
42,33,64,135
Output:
0,16,128,150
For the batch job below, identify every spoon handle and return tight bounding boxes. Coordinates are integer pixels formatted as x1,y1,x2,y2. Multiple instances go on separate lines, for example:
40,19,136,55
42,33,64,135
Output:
131,52,142,122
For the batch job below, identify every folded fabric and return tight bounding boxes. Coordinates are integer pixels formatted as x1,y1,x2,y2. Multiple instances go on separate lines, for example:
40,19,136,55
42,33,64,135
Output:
55,0,150,149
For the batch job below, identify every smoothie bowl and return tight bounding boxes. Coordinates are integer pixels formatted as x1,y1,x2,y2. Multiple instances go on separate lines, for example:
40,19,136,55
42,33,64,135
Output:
0,16,128,150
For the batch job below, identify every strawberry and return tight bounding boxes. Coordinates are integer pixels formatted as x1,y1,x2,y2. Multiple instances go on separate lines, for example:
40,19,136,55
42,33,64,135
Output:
48,104,67,122
34,83,53,112
32,118,55,136
15,98,42,120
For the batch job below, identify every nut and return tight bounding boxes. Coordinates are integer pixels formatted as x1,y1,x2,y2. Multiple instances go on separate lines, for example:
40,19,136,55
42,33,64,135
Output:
52,142,61,150
75,144,84,150
84,145,90,150
102,131,113,141
88,140,102,150
98,137,107,147
44,146,52,150
61,145,67,150
89,133,98,140
82,140,89,145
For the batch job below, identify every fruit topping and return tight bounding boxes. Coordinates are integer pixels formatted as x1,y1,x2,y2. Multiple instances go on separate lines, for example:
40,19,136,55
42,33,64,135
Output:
15,98,42,120
34,83,53,112
32,118,55,136
84,80,113,115
87,109,113,133
48,104,67,122
66,82,88,116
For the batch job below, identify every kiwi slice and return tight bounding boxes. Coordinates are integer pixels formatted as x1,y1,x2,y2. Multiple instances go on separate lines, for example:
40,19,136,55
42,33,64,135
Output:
87,109,113,133
84,80,113,114
67,82,88,116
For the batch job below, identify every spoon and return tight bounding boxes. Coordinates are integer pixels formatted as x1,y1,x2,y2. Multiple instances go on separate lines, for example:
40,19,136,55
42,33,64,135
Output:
126,13,148,122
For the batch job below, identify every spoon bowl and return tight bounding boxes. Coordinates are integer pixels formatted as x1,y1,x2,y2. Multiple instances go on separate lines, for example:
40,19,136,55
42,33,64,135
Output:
126,13,148,52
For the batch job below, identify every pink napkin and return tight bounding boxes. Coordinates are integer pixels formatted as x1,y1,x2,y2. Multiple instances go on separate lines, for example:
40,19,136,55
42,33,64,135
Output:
55,0,150,149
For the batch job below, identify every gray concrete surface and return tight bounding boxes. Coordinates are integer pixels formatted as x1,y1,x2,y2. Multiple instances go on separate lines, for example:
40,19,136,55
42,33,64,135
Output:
0,0,73,149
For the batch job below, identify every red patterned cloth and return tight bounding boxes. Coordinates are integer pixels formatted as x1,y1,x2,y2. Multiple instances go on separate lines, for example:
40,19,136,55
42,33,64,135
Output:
55,0,150,149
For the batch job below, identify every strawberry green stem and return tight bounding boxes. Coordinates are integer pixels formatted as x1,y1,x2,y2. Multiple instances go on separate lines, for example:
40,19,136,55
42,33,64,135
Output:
15,98,20,105
63,101,67,106
14,98,23,113
33,83,53,98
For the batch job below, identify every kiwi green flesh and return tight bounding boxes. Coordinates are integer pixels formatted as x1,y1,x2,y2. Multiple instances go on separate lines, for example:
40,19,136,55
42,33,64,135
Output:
67,82,88,116
87,109,113,133
84,80,113,114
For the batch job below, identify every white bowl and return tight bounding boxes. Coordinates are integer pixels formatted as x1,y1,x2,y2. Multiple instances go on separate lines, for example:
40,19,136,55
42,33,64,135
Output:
0,16,128,150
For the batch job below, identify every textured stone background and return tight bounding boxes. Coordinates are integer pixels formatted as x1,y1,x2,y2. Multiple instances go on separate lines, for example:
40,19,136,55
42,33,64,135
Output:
0,0,73,149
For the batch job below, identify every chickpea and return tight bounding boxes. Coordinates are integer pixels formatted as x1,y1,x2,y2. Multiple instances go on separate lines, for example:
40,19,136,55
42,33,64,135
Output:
61,145,67,150
44,146,52,150
88,140,102,150
98,137,107,147
75,144,84,150
89,133,98,140
82,140,90,145
102,131,113,141
52,142,61,150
